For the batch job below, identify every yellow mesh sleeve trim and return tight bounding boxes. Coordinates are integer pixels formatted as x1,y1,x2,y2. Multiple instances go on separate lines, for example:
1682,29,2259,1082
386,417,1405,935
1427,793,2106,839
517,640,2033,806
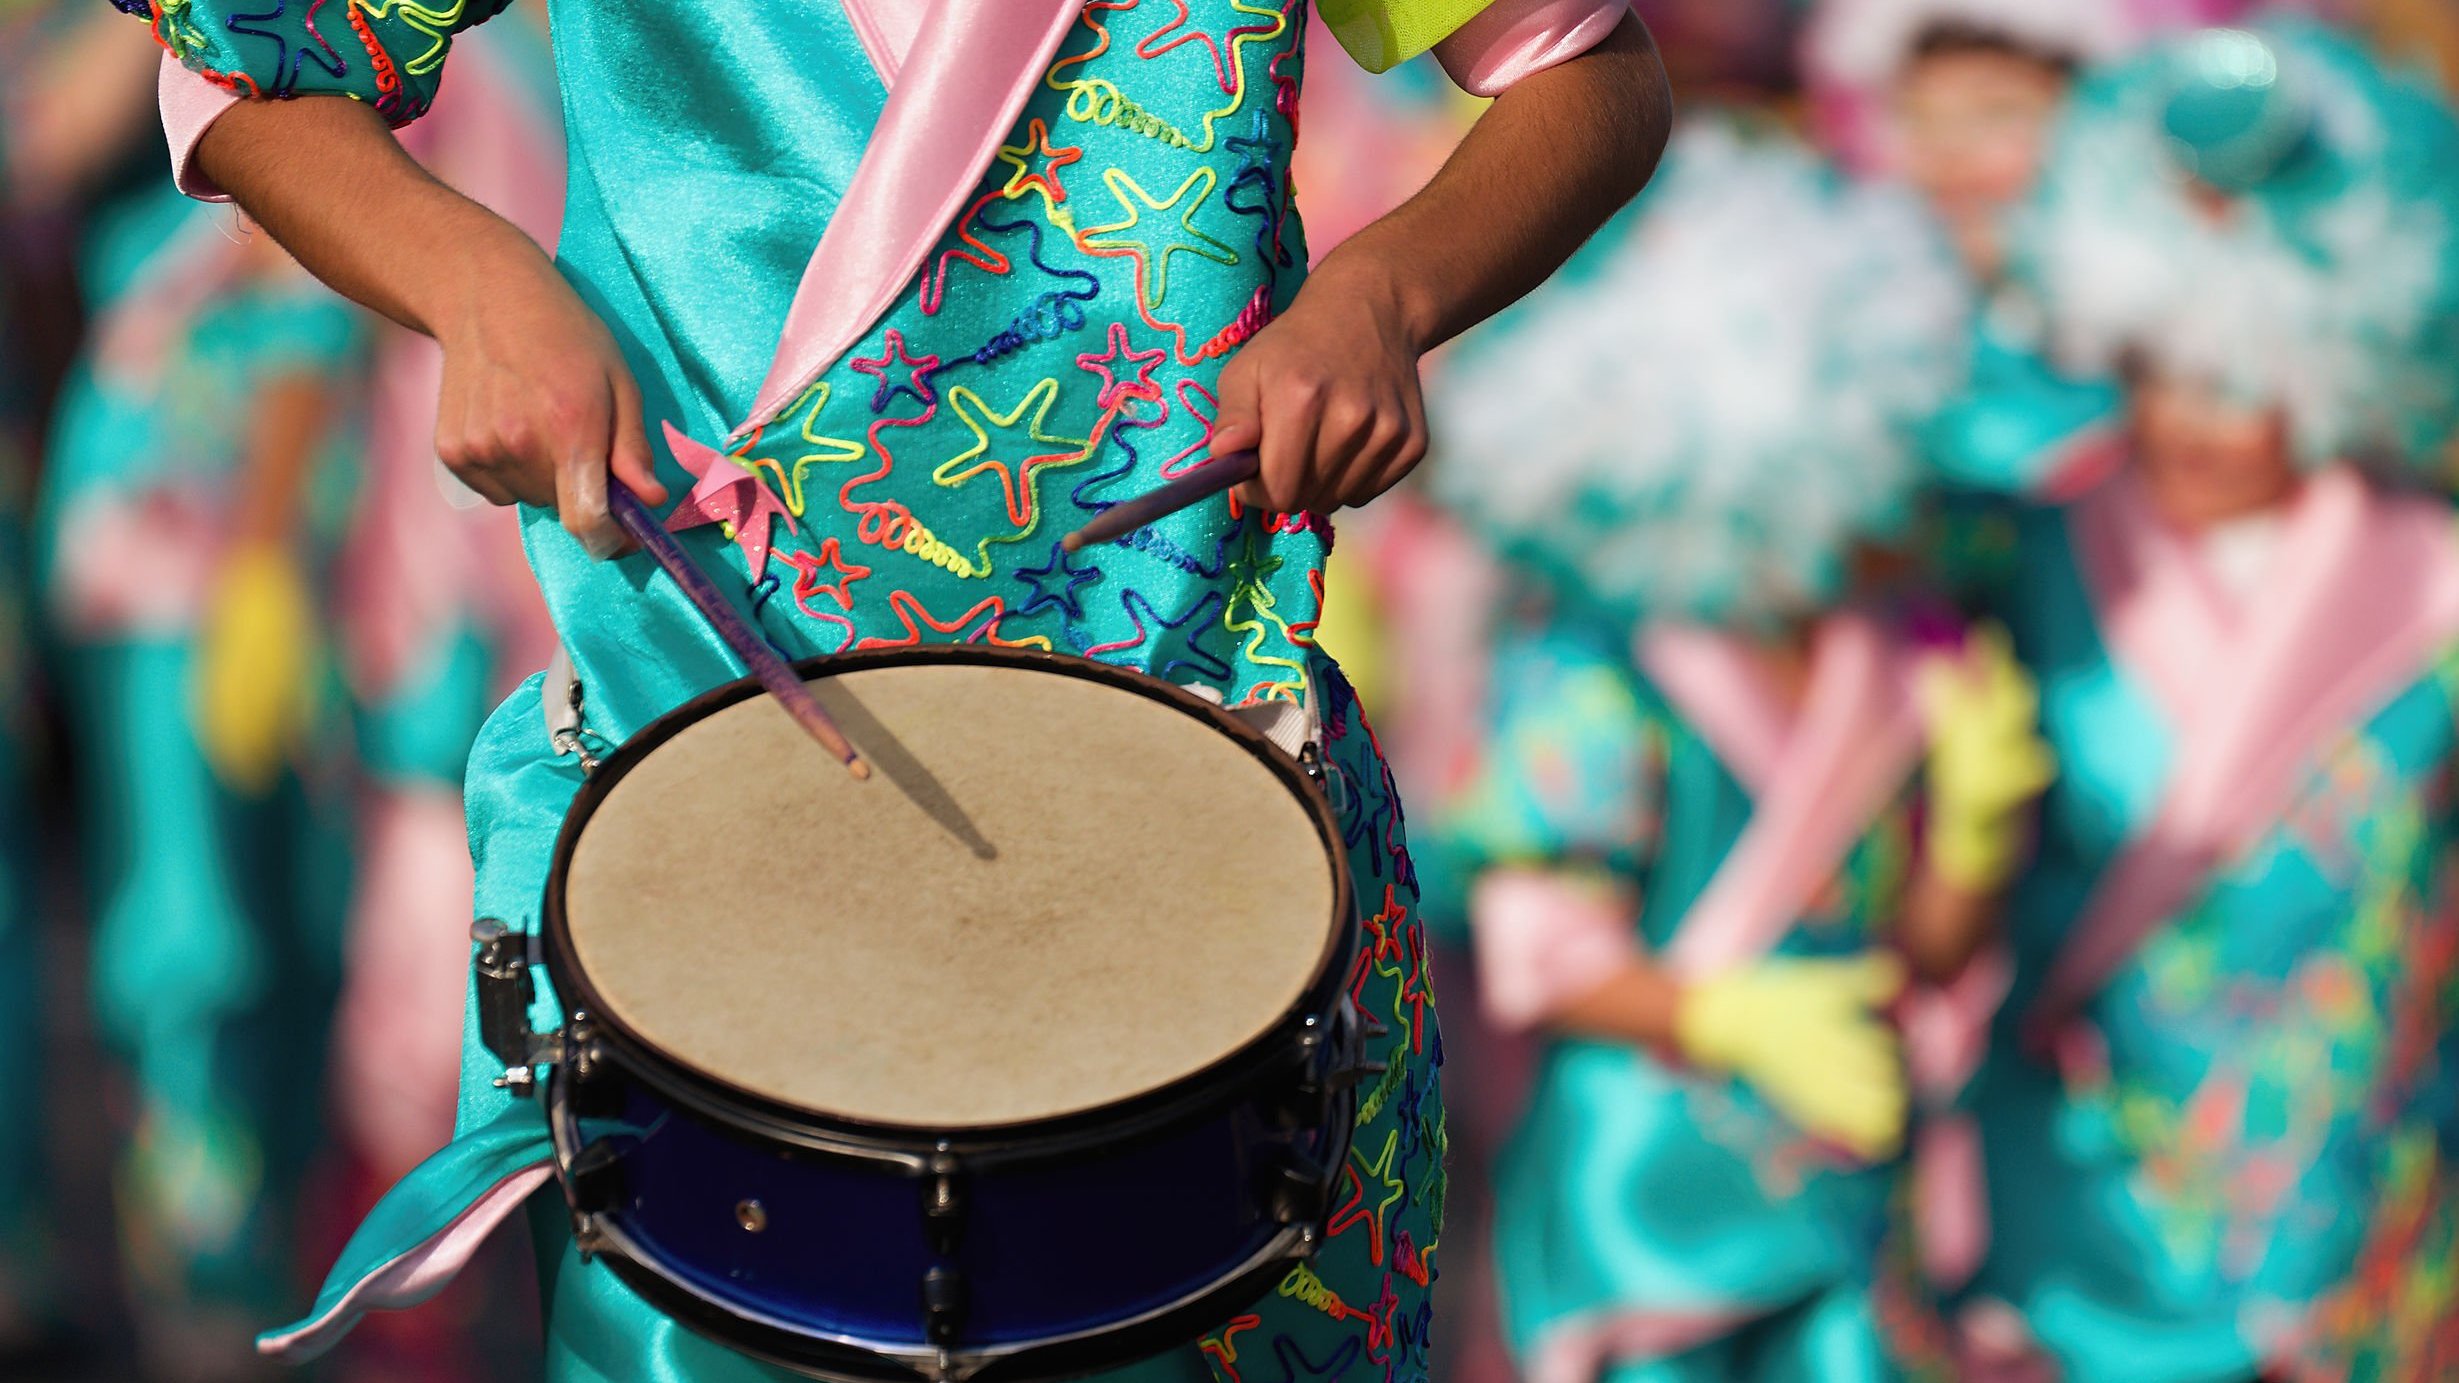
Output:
1317,0,1496,73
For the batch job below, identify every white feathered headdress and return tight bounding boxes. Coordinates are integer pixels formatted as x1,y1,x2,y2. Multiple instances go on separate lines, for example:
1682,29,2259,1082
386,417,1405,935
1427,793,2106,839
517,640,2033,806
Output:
1805,0,2136,94
1431,119,1972,628
2017,21,2459,471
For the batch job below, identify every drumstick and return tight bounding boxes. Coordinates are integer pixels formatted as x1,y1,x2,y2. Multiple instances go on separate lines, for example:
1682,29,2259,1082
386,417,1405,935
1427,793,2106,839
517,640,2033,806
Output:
610,482,871,781
1061,449,1263,553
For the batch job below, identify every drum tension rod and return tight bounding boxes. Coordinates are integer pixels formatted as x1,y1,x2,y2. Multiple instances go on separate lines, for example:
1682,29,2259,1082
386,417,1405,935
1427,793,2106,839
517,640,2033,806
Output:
921,1147,969,1354
473,919,565,1092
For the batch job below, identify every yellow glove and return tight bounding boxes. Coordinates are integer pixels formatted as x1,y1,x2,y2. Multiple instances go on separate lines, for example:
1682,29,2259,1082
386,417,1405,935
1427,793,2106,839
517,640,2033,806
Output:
1673,955,1909,1161
194,543,314,795
1920,625,2057,894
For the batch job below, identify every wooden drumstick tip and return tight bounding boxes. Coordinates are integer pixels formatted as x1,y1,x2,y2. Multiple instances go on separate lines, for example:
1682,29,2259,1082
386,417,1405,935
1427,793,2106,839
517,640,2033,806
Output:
845,756,873,782
1059,532,1089,554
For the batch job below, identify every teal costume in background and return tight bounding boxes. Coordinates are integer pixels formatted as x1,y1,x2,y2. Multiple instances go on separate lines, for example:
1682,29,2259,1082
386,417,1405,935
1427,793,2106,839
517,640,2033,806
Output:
1961,495,2459,1380
135,1,1496,1377
36,180,366,1318
1434,614,1942,1383
1923,288,2120,500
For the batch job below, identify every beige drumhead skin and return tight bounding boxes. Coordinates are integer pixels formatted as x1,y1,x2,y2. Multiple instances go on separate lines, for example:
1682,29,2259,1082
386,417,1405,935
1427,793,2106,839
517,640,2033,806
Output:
561,660,1340,1130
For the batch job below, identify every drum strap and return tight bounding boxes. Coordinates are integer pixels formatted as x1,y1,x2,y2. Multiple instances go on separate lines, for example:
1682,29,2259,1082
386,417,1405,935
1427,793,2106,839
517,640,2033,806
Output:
1184,683,1324,763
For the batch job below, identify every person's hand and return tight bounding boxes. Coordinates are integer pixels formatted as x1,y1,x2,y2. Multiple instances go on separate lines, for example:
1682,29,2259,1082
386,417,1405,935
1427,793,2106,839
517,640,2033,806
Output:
194,543,314,795
1208,254,1429,515
431,236,667,557
1921,625,2057,894
1673,954,1910,1161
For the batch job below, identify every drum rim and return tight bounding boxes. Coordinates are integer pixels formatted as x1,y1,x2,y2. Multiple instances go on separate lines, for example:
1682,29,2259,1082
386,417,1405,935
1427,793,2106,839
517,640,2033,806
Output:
542,642,1356,1160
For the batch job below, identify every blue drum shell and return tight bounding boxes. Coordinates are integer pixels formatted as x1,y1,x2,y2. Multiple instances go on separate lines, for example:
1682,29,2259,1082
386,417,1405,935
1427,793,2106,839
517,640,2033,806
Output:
550,1035,1350,1380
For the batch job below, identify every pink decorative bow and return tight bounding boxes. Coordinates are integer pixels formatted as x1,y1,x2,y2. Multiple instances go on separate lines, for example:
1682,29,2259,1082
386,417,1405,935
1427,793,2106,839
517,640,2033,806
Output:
660,422,796,581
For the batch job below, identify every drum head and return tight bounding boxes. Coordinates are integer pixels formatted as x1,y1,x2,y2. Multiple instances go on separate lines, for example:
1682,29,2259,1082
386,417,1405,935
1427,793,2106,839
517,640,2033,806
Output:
555,652,1343,1131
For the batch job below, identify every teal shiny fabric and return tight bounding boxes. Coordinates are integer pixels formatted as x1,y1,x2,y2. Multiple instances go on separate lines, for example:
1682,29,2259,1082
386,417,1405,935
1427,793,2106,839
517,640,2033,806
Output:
1965,504,2459,1380
1430,613,1941,1379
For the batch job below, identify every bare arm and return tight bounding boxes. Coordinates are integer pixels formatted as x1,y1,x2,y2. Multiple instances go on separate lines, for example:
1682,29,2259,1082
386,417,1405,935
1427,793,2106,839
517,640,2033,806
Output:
230,369,339,550
1547,957,1685,1047
1215,15,1673,512
1893,872,1998,983
194,97,665,555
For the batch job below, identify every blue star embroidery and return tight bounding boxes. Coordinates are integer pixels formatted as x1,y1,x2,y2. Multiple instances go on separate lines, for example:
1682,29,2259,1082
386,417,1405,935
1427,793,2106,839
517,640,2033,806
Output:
1012,541,1102,623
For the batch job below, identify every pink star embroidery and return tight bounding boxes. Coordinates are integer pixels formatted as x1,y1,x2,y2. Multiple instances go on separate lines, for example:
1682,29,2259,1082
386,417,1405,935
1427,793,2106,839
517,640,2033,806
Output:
1075,322,1169,412
660,421,797,582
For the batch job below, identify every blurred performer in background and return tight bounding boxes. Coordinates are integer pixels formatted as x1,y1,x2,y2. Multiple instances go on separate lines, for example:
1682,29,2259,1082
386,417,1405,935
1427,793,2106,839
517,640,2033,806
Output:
1805,0,2130,499
1958,22,2459,1380
1425,119,2049,1383
36,168,367,1378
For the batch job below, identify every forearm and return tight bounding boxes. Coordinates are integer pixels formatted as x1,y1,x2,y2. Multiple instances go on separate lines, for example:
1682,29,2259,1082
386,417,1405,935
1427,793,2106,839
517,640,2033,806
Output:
1893,869,1998,983
232,372,339,549
1544,957,1684,1048
195,96,546,340
1314,14,1672,352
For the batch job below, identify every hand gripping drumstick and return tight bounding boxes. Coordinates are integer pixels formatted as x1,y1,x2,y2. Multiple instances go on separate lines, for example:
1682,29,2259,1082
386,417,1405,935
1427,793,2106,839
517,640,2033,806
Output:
610,482,871,781
1061,449,1263,552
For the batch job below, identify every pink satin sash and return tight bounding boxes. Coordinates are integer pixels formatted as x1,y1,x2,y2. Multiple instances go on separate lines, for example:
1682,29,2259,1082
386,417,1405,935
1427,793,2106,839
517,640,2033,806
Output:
2030,466,2459,1035
735,0,1085,439
1639,614,1930,978
840,0,928,85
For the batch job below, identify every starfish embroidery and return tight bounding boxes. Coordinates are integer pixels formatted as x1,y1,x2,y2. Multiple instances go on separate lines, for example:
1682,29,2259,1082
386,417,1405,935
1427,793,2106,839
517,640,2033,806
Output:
661,422,796,582
1012,540,1102,622
1074,322,1169,411
1079,167,1241,311
747,381,868,518
994,118,1084,209
936,380,1093,529
848,329,943,417
781,537,870,613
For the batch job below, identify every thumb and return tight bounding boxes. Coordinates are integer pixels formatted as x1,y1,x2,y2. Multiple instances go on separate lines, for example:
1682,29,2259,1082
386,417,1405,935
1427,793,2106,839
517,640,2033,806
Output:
609,368,668,507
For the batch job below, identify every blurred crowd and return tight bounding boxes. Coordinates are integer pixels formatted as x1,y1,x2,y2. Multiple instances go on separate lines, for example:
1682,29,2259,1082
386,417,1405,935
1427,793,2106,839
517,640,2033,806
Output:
3,1,2459,1382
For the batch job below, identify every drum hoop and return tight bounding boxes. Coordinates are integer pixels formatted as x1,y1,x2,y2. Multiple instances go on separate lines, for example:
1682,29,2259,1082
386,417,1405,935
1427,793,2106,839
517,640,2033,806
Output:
542,642,1356,1161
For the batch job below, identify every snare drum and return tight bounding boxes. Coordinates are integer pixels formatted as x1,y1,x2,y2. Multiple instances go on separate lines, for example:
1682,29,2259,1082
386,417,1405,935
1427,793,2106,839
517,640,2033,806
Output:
490,645,1366,1383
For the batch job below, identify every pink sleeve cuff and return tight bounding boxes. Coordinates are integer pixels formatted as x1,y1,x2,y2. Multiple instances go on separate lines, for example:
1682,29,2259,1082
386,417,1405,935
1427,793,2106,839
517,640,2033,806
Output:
1469,869,1640,1032
159,54,240,202
1433,0,1628,97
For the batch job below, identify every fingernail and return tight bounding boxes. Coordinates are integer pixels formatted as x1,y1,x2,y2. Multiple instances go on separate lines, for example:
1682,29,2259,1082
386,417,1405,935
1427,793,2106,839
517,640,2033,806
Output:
582,530,624,560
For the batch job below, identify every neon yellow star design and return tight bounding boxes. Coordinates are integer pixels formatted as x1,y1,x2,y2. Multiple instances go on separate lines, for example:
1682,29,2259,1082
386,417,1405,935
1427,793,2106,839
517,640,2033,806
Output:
1079,166,1241,311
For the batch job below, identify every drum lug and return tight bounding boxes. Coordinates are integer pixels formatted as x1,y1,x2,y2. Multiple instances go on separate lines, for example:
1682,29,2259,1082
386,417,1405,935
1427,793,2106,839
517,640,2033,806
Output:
474,919,565,1092
1258,1145,1333,1227
921,1148,969,1350
923,1150,966,1258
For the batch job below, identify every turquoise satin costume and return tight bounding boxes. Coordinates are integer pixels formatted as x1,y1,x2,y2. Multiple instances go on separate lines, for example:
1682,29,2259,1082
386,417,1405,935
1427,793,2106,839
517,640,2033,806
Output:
1922,287,2120,500
1432,613,1945,1383
1959,500,2459,1380
35,179,366,1319
117,1,1580,1375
